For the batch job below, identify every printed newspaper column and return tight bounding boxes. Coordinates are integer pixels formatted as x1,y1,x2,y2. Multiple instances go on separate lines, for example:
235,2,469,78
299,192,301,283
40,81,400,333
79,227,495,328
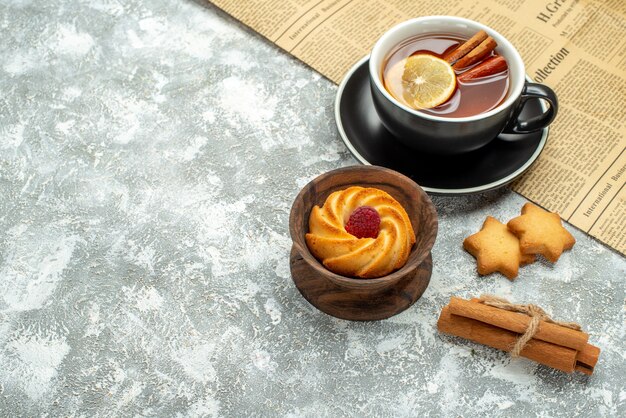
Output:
274,0,406,83
207,0,311,40
521,0,626,72
567,151,626,251
513,42,626,254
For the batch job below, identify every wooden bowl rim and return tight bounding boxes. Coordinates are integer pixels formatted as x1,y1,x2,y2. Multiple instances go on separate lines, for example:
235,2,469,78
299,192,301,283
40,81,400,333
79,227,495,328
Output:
289,165,438,285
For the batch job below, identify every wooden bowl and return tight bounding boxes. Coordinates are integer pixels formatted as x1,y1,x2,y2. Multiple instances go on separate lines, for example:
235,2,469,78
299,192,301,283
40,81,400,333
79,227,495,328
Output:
289,165,438,321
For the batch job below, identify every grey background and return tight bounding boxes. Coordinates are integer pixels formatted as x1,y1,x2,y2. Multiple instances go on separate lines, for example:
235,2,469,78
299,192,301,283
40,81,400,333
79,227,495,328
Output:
0,0,624,416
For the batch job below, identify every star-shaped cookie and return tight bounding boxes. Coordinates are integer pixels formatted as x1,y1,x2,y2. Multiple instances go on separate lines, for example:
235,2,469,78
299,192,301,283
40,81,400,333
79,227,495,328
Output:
507,203,575,262
463,216,535,279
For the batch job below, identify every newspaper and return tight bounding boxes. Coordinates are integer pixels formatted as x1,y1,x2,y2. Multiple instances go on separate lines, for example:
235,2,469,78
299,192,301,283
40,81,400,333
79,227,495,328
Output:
209,0,626,255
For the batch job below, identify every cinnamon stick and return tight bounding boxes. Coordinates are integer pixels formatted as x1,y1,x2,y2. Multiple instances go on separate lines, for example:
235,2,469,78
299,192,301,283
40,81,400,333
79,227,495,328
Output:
444,30,488,65
575,344,601,375
438,306,579,372
437,298,601,374
450,297,588,350
453,37,498,69
457,56,508,81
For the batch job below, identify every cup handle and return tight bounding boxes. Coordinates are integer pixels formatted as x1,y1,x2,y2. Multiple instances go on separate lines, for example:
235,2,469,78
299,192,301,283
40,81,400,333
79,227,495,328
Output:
502,82,558,134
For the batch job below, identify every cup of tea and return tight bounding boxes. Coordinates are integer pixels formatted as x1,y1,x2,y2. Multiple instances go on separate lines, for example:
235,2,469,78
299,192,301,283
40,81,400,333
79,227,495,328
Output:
369,16,558,154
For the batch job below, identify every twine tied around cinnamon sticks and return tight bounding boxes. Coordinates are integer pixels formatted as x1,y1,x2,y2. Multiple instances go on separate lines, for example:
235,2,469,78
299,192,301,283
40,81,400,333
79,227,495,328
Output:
437,296,600,374
478,294,582,357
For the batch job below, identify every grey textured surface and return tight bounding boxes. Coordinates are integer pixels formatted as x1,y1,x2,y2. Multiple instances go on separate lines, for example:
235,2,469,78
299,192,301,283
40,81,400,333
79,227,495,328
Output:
0,0,625,416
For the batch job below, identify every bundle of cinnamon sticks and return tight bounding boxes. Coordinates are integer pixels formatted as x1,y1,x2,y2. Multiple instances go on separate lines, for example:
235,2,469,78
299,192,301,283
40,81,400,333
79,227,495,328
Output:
437,297,601,374
443,30,508,82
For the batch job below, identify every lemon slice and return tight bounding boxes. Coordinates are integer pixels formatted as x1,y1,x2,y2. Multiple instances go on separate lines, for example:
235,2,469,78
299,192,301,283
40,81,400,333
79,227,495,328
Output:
402,54,456,109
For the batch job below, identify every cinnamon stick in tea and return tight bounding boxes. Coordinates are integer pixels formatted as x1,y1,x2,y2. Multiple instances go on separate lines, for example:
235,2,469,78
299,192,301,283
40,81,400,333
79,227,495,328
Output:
453,37,497,70
449,297,588,350
444,30,488,65
457,56,508,82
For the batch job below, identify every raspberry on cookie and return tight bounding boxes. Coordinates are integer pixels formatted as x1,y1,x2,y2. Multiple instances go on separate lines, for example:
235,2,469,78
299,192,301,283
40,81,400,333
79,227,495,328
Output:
345,206,381,239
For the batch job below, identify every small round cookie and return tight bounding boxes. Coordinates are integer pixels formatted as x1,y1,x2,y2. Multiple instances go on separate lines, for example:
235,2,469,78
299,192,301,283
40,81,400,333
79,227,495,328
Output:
305,186,415,279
